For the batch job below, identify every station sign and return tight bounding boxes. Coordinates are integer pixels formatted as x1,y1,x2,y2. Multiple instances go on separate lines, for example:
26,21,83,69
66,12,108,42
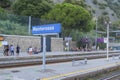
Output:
104,38,108,43
2,41,8,45
97,38,104,43
65,37,72,41
32,23,61,35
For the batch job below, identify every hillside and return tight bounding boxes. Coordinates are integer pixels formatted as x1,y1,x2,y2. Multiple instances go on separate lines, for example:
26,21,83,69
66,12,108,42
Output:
1,0,120,22
53,0,120,22
85,0,119,22
0,0,120,36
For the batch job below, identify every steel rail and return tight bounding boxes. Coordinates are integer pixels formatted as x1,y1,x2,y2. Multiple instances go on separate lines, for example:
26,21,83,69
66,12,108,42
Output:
0,52,120,68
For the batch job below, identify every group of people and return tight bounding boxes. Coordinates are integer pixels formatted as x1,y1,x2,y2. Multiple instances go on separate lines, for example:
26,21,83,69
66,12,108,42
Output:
27,46,39,55
3,45,40,56
3,44,20,56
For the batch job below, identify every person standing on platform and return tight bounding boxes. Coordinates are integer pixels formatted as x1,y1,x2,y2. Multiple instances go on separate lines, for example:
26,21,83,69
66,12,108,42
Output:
28,46,33,55
16,45,20,56
3,45,9,56
10,45,14,56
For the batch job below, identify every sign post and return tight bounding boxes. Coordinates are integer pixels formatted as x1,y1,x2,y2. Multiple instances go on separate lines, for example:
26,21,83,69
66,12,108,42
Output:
42,35,46,71
32,23,61,71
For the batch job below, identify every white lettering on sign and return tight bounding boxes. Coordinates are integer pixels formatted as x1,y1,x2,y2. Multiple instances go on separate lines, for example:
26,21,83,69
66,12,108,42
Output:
33,26,54,31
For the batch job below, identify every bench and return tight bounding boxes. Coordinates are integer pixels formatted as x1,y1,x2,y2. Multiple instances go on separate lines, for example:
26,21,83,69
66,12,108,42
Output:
72,58,87,66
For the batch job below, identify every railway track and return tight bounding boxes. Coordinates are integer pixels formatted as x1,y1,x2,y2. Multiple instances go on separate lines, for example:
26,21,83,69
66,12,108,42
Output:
99,71,120,80
0,51,120,68
105,74,120,80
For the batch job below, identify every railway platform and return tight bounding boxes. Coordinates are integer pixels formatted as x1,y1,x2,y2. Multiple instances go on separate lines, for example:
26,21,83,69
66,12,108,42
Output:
0,50,119,57
0,56,120,80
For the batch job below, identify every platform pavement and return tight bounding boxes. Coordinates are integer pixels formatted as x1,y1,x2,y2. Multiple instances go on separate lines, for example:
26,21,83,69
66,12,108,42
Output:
0,56,120,80
0,50,109,60
0,51,96,57
0,51,89,56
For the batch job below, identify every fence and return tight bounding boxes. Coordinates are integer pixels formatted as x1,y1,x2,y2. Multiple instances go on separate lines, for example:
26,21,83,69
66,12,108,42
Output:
0,12,56,36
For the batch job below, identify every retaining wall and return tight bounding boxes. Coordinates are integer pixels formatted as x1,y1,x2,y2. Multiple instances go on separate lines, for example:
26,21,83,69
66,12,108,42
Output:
0,35,63,52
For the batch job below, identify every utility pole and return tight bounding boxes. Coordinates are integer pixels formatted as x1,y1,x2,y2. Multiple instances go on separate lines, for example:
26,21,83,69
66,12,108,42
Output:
28,16,31,35
105,21,111,60
95,15,97,50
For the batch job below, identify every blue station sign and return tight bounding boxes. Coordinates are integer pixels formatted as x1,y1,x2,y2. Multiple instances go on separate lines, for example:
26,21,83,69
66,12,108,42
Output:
32,23,61,35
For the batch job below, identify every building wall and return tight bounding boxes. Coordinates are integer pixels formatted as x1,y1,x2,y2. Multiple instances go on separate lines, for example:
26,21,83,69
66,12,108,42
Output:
0,35,63,52
51,38,63,52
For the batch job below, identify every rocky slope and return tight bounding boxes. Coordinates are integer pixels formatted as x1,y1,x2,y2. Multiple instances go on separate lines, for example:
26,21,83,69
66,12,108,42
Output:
54,0,120,22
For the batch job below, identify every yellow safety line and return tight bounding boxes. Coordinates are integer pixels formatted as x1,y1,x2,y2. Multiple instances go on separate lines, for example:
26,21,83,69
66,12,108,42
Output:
41,62,120,80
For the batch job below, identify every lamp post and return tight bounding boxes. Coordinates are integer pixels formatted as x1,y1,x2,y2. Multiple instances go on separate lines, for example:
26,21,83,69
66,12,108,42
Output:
93,14,98,50
105,21,111,60
85,36,88,51
95,15,97,50
28,16,31,35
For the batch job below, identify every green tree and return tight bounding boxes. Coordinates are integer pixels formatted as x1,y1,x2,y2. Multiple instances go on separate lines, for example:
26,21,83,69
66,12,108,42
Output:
42,3,93,36
0,8,8,21
112,20,120,30
63,0,86,8
0,7,5,12
0,0,11,8
0,20,28,35
97,15,110,31
12,0,53,18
